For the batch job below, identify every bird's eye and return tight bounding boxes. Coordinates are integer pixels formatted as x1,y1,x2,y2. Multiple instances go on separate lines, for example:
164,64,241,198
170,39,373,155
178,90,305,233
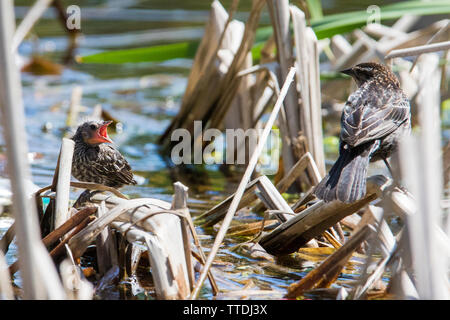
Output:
90,124,97,130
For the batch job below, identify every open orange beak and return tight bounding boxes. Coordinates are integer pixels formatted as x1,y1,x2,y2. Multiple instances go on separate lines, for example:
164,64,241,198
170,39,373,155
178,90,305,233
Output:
87,121,113,144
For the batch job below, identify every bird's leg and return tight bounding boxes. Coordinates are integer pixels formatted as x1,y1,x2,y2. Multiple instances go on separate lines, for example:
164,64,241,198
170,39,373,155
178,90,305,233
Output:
383,157,411,195
383,157,394,178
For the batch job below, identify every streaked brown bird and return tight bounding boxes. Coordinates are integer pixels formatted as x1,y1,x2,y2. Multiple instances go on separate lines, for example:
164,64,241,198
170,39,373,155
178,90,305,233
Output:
71,120,137,188
314,62,411,203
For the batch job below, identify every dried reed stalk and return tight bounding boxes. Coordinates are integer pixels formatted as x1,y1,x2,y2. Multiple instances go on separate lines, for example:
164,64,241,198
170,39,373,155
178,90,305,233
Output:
172,182,195,291
196,177,261,227
397,54,448,299
350,206,396,299
259,175,391,255
59,245,94,300
199,151,318,225
111,220,190,299
267,1,300,175
0,0,65,299
65,86,83,132
88,191,195,299
190,67,297,299
385,40,450,59
95,203,117,276
68,198,167,258
54,138,75,229
207,0,266,132
42,206,97,248
286,225,373,298
11,0,54,52
49,216,95,261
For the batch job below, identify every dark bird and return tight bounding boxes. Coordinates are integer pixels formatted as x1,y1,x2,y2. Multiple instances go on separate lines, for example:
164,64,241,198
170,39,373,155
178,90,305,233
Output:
71,120,137,188
314,62,411,203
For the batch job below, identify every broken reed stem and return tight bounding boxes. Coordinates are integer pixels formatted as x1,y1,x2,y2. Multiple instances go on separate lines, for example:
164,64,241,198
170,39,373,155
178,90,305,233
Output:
8,207,97,275
206,0,266,132
275,152,310,193
190,67,297,299
172,182,219,296
54,138,75,229
252,152,316,213
259,175,390,255
399,54,447,299
49,216,95,261
70,182,128,199
95,204,113,276
196,177,261,227
306,28,326,178
172,182,195,292
322,230,342,249
65,86,83,132
128,207,220,295
290,5,311,153
384,40,450,59
11,0,53,52
215,0,240,56
254,175,294,223
267,1,300,145
285,224,372,299
186,218,220,296
42,206,97,248
68,198,163,259
409,21,449,71
266,0,300,175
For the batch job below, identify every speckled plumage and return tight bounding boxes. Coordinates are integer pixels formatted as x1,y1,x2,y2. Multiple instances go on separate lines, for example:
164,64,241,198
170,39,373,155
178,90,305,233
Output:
71,121,137,188
314,62,411,203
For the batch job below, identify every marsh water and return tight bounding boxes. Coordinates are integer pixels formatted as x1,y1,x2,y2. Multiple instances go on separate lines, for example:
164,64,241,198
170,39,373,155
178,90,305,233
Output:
0,0,436,300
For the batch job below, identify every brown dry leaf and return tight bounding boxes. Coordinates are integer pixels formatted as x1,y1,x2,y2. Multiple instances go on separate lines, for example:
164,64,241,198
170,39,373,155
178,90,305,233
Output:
21,56,62,75
286,226,372,298
295,246,366,266
295,247,336,262
227,219,278,236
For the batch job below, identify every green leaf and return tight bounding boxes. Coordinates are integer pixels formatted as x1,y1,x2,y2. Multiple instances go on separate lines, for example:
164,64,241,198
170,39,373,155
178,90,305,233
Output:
78,41,199,64
79,0,450,64
306,0,323,20
323,136,340,155
312,2,450,39
250,42,265,62
310,0,450,26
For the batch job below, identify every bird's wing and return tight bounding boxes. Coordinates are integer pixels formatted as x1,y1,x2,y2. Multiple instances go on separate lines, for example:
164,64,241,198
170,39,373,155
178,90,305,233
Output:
340,83,410,147
95,145,136,185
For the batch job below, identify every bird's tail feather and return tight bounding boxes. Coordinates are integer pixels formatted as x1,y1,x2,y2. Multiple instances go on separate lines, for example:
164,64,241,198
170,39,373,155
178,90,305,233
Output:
314,142,377,203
